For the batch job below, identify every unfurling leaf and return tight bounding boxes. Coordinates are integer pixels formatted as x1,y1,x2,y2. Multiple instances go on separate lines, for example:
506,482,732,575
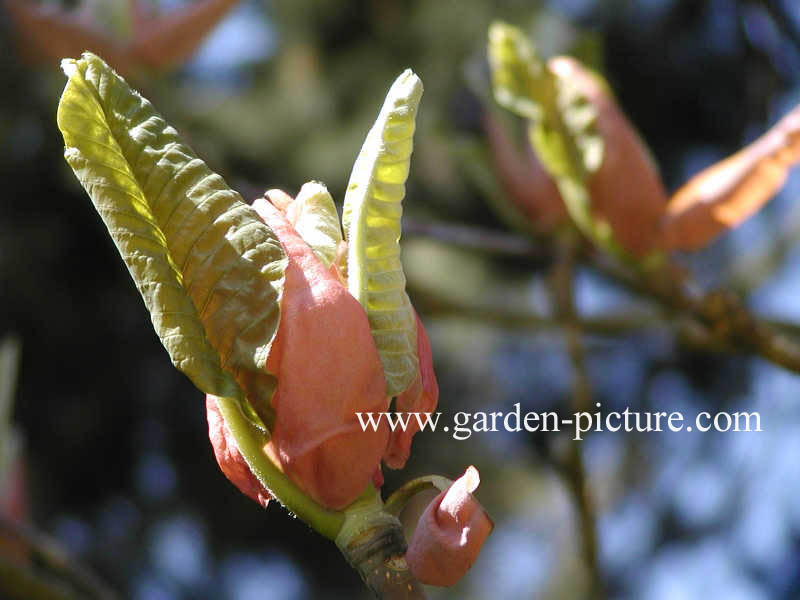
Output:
489,23,670,258
660,103,800,251
342,69,422,397
288,181,343,269
56,52,286,421
488,23,611,251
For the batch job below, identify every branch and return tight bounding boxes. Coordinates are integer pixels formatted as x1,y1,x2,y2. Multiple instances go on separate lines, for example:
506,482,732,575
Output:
401,217,800,374
0,517,120,600
549,233,604,599
0,555,79,600
599,255,800,374
402,217,547,259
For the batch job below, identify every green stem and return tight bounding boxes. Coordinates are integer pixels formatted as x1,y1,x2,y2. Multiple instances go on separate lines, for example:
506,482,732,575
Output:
213,396,345,540
383,475,451,517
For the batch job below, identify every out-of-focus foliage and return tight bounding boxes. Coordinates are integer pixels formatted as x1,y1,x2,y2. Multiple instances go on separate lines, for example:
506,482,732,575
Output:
4,0,800,599
6,0,242,76
57,52,286,413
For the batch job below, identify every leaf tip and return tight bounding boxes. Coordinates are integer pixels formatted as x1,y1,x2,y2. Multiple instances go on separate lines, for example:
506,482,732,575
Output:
389,68,424,108
296,180,332,203
60,57,78,78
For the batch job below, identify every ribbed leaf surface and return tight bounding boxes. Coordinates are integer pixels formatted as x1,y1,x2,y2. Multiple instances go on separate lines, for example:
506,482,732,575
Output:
342,70,422,397
57,53,285,421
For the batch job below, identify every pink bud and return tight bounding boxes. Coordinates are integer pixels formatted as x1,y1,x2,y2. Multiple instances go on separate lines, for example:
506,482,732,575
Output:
548,56,669,257
406,466,493,587
249,198,391,510
483,111,567,231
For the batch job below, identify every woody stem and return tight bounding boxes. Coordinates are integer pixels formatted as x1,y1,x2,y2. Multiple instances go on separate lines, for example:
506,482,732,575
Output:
336,486,427,599
551,232,604,599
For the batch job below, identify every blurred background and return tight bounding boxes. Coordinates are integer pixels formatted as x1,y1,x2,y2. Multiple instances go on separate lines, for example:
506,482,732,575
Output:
2,0,800,598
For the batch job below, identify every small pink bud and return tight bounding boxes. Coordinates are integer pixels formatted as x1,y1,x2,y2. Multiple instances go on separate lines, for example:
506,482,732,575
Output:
406,466,493,587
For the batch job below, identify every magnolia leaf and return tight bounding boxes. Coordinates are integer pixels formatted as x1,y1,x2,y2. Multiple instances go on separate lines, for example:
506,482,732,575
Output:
57,52,285,422
342,70,422,397
660,102,800,251
488,22,620,254
290,181,343,269
488,22,594,180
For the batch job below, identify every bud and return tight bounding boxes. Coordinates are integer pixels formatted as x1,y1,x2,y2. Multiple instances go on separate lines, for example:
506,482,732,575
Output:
250,197,391,510
548,56,669,257
405,466,493,586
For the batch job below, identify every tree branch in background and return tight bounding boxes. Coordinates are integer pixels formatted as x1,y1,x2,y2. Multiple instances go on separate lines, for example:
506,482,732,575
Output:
550,233,604,600
0,517,120,600
405,218,800,374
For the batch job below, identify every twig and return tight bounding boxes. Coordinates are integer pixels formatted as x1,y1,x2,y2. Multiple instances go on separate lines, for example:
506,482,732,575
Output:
600,255,800,374
0,517,120,600
402,217,545,258
0,554,79,600
550,233,604,599
418,296,664,337
404,218,800,374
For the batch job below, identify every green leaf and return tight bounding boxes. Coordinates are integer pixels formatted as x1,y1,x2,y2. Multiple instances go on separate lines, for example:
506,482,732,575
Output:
342,70,422,397
488,23,619,254
291,181,343,269
57,52,286,422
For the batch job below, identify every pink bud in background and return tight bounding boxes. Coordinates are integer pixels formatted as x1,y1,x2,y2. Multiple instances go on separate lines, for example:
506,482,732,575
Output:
660,102,800,251
406,466,493,587
548,56,670,257
483,111,568,231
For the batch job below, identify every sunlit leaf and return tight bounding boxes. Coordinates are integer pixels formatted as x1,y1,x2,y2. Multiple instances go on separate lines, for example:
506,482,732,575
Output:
57,52,285,421
342,69,422,397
